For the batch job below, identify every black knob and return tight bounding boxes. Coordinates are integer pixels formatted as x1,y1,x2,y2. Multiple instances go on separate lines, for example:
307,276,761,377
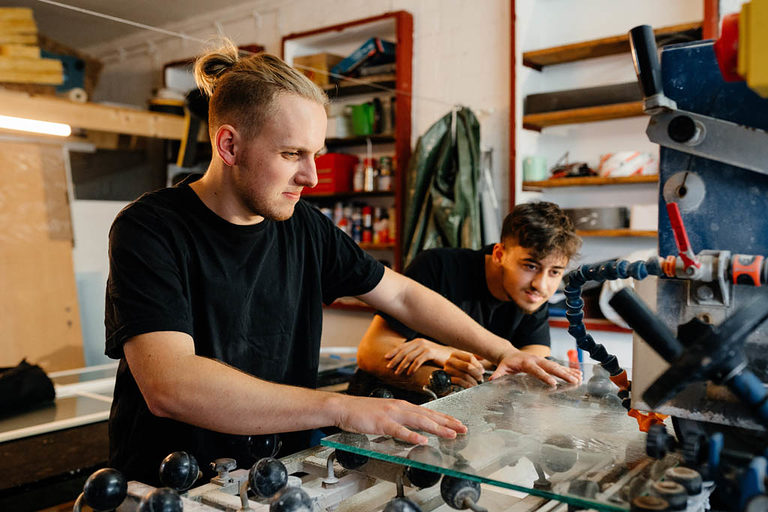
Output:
405,445,443,489
370,387,395,399
646,424,677,460
540,435,578,474
270,486,313,512
159,451,199,492
667,116,697,143
664,466,703,495
629,25,663,98
137,487,183,512
587,374,614,398
82,468,127,511
428,370,452,396
248,433,282,459
334,432,370,470
440,475,481,510
651,481,687,511
384,497,423,512
249,457,288,498
631,495,670,511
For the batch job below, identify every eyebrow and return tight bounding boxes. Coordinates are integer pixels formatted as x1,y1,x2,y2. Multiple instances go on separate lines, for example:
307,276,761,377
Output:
522,257,565,270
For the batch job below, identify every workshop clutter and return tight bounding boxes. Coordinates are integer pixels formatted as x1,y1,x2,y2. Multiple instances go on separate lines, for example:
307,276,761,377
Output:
293,52,343,87
316,202,396,245
597,151,658,177
326,98,396,138
304,153,395,196
0,8,63,86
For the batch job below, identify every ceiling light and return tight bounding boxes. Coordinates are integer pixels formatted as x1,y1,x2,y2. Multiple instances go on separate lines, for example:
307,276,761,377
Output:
0,115,71,137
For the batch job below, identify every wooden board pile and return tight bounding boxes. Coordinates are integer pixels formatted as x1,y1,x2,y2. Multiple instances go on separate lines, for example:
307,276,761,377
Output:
0,7,63,85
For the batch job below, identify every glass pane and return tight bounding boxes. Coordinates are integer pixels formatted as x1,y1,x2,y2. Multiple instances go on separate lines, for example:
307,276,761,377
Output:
322,364,675,511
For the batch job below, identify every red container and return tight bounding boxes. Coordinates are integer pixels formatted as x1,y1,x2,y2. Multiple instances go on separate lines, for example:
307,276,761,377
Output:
305,153,359,195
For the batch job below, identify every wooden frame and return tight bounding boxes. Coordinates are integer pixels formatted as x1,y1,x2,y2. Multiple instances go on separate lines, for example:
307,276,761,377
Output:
282,11,413,270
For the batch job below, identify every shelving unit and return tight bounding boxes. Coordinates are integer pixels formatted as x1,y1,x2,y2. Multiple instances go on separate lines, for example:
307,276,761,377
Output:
283,12,412,311
519,22,701,133
522,22,702,70
523,175,658,190
522,101,644,132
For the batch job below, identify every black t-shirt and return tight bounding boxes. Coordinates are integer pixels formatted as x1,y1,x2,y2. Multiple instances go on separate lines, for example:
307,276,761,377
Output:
379,246,551,347
105,177,384,484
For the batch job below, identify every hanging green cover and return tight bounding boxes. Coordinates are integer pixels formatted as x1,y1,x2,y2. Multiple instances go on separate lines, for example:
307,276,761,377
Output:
402,107,482,267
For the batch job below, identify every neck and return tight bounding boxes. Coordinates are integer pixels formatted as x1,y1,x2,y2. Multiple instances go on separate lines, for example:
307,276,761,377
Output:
190,161,264,225
484,254,508,301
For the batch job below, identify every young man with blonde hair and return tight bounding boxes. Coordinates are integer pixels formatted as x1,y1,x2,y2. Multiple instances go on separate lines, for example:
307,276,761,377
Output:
105,42,580,484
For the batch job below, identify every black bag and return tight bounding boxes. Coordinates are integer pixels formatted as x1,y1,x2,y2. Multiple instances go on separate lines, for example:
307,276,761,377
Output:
0,359,55,416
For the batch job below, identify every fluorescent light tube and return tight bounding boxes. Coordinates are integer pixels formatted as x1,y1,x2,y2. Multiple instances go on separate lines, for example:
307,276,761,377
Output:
0,115,71,137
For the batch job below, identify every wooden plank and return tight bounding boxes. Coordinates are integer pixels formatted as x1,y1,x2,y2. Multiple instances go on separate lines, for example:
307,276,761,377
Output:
549,317,632,334
575,229,657,238
0,33,37,45
0,70,63,84
0,44,40,58
0,18,37,34
0,89,189,140
523,175,658,188
523,22,702,69
0,7,34,22
0,141,84,372
0,56,62,71
522,101,645,130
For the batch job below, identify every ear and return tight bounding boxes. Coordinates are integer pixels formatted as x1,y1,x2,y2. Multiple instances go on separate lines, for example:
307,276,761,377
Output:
214,124,238,166
492,243,505,265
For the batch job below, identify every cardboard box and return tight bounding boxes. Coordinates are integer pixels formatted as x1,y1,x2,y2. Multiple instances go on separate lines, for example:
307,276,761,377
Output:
293,52,343,87
305,153,358,195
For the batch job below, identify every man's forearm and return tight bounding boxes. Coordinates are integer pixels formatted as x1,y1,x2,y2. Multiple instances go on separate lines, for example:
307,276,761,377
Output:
370,273,515,365
141,353,345,435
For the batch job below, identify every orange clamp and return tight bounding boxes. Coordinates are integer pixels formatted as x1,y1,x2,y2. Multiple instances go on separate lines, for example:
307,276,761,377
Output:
628,409,668,432
732,254,764,286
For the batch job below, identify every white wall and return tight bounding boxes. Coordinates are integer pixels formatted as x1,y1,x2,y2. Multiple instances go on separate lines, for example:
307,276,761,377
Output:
515,0,702,265
86,0,512,208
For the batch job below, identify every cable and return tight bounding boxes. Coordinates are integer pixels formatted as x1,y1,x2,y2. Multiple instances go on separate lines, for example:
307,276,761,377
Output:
33,0,477,112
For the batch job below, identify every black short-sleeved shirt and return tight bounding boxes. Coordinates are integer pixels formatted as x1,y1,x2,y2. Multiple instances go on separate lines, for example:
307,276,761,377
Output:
379,246,551,347
348,246,551,400
105,176,384,485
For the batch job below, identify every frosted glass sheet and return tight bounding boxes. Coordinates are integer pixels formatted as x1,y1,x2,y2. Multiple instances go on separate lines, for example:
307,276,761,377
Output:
323,364,671,511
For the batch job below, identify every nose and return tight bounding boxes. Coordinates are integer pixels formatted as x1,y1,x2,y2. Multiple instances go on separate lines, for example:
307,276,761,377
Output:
531,271,548,294
294,156,318,188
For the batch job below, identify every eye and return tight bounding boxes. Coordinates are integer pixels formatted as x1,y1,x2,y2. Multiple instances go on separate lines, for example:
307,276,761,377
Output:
282,151,300,159
523,263,538,271
550,269,562,277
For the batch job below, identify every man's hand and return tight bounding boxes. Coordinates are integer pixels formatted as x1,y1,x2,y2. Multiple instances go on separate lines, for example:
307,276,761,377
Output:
385,338,452,376
490,350,582,387
443,351,485,388
332,395,467,445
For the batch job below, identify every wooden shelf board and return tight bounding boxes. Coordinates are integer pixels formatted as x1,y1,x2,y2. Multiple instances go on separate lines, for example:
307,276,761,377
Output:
359,242,395,250
523,101,645,131
523,175,658,189
549,317,632,334
575,229,657,238
0,89,190,140
523,22,702,69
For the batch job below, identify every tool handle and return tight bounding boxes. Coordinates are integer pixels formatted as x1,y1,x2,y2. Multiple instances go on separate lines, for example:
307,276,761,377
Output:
629,25,663,98
609,288,684,362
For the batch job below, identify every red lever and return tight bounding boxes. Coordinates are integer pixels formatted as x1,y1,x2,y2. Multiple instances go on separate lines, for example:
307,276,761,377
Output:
666,202,701,271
